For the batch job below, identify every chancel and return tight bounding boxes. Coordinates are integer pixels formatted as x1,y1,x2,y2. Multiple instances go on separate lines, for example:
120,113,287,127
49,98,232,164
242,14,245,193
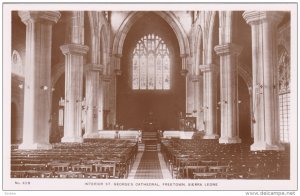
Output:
10,10,291,180
143,112,158,131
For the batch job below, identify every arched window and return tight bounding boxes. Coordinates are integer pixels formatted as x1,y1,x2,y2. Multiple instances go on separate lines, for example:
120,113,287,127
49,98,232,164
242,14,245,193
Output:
132,34,170,90
278,49,290,143
11,50,24,77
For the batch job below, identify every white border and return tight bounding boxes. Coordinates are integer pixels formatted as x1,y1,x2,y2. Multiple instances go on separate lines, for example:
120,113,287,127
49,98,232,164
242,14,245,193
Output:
1,1,298,194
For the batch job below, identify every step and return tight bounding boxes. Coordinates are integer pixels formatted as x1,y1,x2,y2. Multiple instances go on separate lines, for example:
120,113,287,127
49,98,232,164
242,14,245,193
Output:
145,150,157,152
143,140,158,145
138,143,145,152
145,144,157,147
142,137,158,139
145,149,157,152
142,139,158,143
145,144,157,151
142,132,158,136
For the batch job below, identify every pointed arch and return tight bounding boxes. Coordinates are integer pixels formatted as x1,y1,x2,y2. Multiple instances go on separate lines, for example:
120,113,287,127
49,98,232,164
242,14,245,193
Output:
195,25,203,67
100,24,109,74
88,11,110,73
238,65,252,90
51,64,65,87
200,11,216,64
112,11,190,57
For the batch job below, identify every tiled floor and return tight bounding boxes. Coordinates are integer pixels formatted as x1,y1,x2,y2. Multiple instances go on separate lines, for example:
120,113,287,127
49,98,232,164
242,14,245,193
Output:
128,151,172,179
134,151,164,179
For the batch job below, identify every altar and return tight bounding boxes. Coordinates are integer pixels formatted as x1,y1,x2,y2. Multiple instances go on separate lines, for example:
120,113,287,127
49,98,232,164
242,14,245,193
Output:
143,111,158,132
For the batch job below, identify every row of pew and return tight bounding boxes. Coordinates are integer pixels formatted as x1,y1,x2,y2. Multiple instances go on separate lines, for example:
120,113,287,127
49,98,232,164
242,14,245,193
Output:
11,139,138,179
161,138,290,179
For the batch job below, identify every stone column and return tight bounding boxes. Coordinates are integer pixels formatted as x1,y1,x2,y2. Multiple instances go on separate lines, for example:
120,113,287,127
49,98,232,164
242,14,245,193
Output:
190,74,204,131
186,75,194,117
114,54,122,76
109,55,122,126
215,43,242,143
102,75,112,129
200,64,219,139
83,64,103,138
97,75,105,130
60,44,89,143
243,11,284,151
18,11,60,150
248,86,254,139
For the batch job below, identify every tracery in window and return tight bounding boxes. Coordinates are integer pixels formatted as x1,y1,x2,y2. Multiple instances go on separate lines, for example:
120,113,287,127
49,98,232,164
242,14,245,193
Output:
278,50,290,94
132,34,170,90
278,49,290,143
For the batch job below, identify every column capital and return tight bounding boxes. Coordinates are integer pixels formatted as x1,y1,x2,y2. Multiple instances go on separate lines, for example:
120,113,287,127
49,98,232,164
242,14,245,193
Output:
180,53,189,58
243,11,285,25
102,75,112,82
18,11,61,25
199,64,217,73
60,44,89,56
85,63,103,73
114,53,122,58
214,43,243,56
189,74,202,82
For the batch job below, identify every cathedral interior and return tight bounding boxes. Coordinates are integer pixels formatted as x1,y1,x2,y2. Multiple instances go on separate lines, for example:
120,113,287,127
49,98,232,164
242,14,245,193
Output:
9,10,291,180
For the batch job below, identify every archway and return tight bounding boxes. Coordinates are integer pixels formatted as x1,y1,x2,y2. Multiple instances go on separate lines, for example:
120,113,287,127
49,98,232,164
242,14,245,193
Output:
112,11,190,57
238,76,251,141
116,12,186,131
50,74,65,143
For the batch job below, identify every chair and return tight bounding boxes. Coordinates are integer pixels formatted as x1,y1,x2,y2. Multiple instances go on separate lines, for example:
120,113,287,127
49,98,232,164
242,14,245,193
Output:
208,166,228,178
49,162,70,172
71,164,93,172
193,172,218,179
185,165,207,179
94,163,116,178
84,172,109,179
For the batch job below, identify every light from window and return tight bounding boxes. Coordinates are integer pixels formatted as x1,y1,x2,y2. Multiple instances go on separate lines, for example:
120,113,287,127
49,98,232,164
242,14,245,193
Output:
279,93,290,143
132,34,170,90
278,49,290,143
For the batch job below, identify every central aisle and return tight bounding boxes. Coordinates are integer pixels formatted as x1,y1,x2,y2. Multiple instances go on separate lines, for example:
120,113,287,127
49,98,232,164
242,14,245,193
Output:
134,152,163,179
127,151,172,179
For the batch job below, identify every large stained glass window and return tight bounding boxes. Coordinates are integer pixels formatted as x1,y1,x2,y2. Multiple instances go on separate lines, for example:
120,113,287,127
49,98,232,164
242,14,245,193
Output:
132,34,170,90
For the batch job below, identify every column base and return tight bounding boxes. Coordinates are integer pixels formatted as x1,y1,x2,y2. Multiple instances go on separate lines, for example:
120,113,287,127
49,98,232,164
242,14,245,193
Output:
203,134,219,139
19,142,52,150
219,137,241,144
250,142,285,151
61,136,83,143
83,132,99,138
83,133,90,138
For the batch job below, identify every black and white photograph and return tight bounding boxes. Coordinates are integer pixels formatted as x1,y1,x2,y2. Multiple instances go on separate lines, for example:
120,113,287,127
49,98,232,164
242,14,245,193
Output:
2,1,298,193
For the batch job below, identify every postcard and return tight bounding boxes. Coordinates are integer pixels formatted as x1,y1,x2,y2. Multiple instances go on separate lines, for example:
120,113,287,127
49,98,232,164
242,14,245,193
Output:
2,1,298,193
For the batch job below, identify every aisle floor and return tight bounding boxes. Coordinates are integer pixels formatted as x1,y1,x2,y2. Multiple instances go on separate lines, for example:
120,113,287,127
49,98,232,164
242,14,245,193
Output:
128,151,172,179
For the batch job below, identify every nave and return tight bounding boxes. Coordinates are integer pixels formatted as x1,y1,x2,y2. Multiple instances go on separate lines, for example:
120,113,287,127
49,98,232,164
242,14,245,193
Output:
8,9,292,184
10,138,289,180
